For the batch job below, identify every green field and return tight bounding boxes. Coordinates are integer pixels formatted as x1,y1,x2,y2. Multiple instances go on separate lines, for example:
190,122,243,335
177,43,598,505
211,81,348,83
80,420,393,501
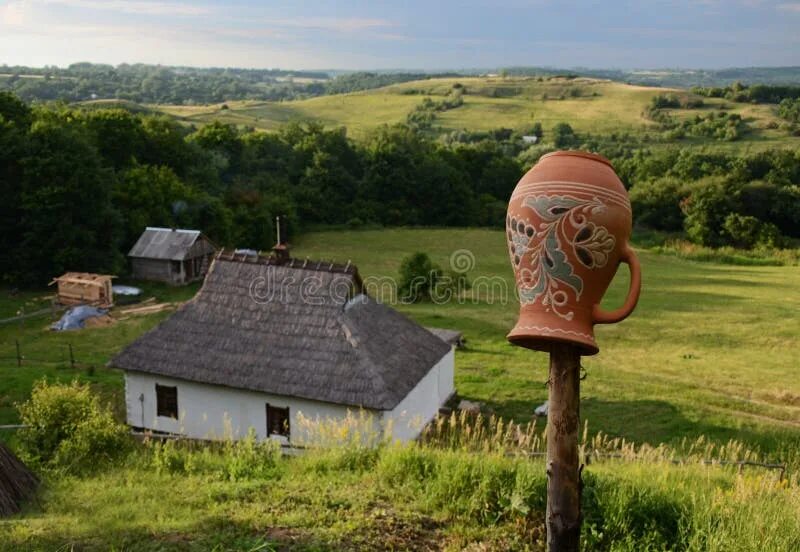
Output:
0,229,800,552
294,229,800,456
149,76,799,151
2,229,799,456
2,229,800,550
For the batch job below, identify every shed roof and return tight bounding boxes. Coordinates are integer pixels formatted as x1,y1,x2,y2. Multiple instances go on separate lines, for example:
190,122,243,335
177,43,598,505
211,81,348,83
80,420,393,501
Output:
49,272,115,287
128,227,212,261
111,252,451,410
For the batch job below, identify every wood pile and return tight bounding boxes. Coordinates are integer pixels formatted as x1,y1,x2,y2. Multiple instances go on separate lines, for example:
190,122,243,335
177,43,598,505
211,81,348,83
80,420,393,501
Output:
119,302,176,316
0,442,38,517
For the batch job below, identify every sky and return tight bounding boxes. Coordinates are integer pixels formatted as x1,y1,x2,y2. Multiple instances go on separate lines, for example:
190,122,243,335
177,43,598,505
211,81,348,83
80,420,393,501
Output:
1,0,799,70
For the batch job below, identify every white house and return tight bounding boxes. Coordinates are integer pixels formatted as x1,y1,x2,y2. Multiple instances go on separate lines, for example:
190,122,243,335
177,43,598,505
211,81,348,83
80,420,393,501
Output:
111,249,455,444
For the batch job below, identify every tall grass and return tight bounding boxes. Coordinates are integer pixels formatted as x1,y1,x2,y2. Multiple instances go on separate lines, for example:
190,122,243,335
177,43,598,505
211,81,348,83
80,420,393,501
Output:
6,388,800,550
650,239,800,266
6,425,800,550
421,410,781,471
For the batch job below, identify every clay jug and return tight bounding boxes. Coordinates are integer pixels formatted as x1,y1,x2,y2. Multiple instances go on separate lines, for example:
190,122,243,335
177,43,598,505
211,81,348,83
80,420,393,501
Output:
506,150,641,355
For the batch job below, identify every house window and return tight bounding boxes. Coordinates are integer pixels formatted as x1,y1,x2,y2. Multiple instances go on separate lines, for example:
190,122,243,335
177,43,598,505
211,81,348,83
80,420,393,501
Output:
266,404,290,437
156,384,178,419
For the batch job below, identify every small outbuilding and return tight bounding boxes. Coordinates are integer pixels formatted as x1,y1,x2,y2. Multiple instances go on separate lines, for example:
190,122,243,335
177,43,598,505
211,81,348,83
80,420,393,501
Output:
112,249,455,444
128,227,216,285
49,272,114,308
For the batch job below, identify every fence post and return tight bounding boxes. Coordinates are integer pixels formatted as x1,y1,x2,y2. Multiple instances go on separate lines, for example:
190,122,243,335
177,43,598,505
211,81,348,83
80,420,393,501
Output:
15,339,21,367
546,344,582,552
68,344,75,369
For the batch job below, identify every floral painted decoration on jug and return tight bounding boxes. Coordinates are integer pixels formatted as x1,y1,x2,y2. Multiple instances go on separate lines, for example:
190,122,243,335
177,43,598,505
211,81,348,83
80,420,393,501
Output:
507,194,616,320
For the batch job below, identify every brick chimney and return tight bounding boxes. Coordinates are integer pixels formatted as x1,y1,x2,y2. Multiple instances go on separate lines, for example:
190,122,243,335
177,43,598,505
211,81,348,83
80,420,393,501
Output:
272,215,290,264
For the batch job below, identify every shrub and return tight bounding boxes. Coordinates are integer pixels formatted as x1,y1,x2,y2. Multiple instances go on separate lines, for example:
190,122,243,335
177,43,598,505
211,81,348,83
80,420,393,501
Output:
682,177,739,247
551,122,578,148
722,213,784,249
223,429,282,480
650,94,682,109
150,430,282,481
377,445,546,525
17,380,130,472
397,252,469,303
630,177,690,232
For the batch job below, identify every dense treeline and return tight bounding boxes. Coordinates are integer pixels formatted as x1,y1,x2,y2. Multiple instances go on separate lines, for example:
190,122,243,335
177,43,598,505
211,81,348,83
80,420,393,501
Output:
0,91,521,285
1,91,798,285
691,82,800,104
0,63,332,104
0,63,462,105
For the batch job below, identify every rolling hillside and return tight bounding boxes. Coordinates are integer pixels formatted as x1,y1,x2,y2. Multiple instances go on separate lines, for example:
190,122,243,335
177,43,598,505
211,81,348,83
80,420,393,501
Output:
150,76,797,150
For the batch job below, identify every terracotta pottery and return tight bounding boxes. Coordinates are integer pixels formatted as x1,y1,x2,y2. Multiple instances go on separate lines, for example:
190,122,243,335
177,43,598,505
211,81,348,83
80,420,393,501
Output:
506,150,641,355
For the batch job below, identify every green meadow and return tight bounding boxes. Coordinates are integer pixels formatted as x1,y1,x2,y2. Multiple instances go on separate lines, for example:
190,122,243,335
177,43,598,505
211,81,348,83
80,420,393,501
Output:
2,228,800,549
151,76,797,152
2,228,799,455
294,229,800,457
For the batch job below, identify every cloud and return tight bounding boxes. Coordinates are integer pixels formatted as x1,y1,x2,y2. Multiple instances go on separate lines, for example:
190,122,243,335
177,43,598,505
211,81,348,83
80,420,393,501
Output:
265,17,395,33
0,1,27,26
777,2,800,11
46,0,211,16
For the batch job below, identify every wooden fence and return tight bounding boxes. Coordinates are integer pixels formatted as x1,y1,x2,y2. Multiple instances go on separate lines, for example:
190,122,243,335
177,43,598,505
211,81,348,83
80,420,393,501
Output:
0,340,83,370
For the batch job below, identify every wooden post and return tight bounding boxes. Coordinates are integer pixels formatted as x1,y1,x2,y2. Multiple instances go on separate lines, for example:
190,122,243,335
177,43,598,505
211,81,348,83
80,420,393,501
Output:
15,340,22,367
546,343,582,551
68,344,75,370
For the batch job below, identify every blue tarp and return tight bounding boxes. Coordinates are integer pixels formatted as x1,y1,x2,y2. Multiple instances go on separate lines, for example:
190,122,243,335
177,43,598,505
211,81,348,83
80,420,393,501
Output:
112,285,142,296
51,306,108,331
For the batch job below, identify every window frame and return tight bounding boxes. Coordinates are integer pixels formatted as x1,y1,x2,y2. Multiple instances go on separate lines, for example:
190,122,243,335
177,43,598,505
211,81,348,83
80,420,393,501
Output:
155,384,178,419
266,403,290,438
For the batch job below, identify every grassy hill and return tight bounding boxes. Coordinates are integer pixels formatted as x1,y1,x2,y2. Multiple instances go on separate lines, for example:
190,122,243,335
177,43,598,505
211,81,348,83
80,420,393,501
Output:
2,229,798,455
150,76,798,151
2,228,800,550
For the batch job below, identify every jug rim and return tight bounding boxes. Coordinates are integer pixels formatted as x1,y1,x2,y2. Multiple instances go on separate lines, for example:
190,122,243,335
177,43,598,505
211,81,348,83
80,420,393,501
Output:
539,150,613,168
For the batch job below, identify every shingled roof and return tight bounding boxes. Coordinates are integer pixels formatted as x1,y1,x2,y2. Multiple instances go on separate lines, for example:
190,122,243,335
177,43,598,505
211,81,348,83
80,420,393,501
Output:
111,252,451,410
128,227,214,261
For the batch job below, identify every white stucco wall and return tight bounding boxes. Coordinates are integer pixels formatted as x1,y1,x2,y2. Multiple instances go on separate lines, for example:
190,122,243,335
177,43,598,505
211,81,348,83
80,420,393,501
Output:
124,372,368,444
124,347,455,444
382,347,455,442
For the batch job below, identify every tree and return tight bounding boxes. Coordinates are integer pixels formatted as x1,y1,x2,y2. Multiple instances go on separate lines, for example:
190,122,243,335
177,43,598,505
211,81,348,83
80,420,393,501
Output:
398,252,470,303
551,122,578,148
722,213,783,249
398,252,443,303
80,108,144,169
682,177,738,247
114,164,196,248
629,177,689,232
18,119,123,284
0,93,32,282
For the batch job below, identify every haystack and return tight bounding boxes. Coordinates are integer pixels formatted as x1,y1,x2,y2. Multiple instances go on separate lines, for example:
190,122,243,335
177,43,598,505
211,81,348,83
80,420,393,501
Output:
0,442,38,517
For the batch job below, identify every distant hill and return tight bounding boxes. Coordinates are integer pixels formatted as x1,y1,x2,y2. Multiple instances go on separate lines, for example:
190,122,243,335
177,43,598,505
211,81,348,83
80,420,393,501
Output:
3,62,800,105
502,66,800,88
151,75,797,153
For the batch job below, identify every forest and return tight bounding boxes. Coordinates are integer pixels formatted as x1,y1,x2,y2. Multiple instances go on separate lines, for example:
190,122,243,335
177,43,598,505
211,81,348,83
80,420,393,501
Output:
0,63,459,104
1,89,799,286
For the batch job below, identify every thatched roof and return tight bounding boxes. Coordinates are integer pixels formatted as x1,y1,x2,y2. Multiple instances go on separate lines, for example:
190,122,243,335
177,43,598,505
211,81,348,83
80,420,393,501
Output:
128,227,215,261
0,442,38,517
426,327,465,348
111,252,451,410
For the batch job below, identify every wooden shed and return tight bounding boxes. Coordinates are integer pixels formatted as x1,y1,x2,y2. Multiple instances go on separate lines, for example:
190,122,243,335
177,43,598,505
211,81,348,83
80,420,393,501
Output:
128,227,216,285
49,272,114,308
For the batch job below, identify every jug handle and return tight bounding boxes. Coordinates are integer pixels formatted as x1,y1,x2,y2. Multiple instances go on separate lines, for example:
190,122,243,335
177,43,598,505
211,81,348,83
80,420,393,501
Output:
592,245,641,325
